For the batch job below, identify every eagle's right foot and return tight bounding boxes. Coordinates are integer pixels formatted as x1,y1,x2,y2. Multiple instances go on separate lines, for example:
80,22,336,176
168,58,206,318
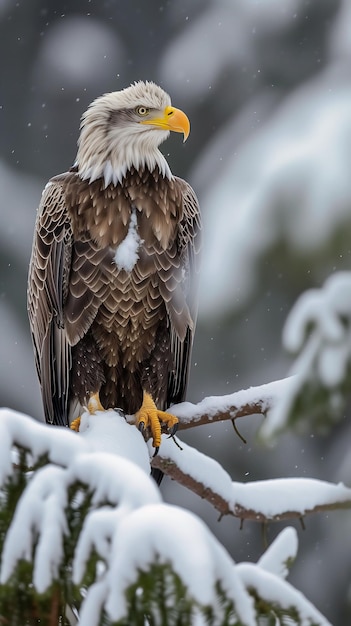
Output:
136,391,178,451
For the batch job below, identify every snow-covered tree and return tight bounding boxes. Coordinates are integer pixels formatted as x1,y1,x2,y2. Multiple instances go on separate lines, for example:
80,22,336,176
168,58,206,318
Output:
1,349,351,626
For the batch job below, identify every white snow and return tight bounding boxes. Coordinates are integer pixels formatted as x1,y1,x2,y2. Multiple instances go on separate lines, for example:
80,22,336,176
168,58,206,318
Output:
157,433,351,519
68,451,160,510
0,464,68,592
261,272,351,437
171,376,292,425
77,408,151,474
258,527,298,579
0,406,338,625
77,579,108,626
0,406,160,597
231,477,351,519
283,272,351,355
156,434,235,504
114,209,143,271
102,503,256,626
0,408,86,482
237,563,332,626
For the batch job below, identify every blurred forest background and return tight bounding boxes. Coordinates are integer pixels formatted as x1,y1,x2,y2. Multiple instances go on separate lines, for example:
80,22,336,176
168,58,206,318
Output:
1,0,351,623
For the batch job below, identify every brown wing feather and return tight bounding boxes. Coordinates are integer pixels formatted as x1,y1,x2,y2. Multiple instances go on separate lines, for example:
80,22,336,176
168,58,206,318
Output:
164,177,202,406
28,178,73,425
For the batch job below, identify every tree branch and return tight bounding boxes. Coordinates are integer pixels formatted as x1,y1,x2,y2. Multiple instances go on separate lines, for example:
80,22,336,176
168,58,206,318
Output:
151,454,351,523
151,455,233,518
170,377,292,430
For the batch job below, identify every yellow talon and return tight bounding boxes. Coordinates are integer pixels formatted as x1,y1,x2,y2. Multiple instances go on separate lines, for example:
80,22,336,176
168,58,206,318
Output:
135,392,178,449
70,416,81,432
70,392,104,432
156,409,179,430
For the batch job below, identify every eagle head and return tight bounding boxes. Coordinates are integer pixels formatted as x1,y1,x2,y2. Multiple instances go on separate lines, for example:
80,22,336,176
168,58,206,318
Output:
76,81,190,186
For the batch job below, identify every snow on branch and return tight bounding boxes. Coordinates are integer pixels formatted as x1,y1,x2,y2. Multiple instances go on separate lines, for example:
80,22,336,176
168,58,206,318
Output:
151,435,351,523
169,377,293,430
262,272,351,439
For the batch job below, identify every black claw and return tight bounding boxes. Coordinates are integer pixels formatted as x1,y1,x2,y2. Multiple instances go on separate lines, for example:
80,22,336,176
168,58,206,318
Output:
138,421,145,434
169,423,178,436
153,446,159,457
169,434,183,450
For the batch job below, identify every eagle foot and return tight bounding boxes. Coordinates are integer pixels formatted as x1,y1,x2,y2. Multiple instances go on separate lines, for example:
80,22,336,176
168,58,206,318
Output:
70,392,105,432
136,391,178,449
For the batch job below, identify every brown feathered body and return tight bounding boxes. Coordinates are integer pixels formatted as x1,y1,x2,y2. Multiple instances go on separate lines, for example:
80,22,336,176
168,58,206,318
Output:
28,82,201,427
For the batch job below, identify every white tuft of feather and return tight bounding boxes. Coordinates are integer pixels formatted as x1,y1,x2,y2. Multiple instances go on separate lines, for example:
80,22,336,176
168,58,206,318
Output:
114,210,143,272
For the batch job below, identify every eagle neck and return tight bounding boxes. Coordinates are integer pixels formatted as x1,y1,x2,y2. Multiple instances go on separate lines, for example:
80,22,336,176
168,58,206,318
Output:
76,130,173,188
101,150,172,187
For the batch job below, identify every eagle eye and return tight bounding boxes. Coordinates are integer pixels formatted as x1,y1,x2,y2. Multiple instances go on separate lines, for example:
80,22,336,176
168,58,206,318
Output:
135,106,150,117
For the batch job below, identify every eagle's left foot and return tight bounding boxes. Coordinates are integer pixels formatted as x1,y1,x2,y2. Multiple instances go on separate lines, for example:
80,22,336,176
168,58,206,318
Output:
70,392,104,432
136,391,178,451
70,417,81,432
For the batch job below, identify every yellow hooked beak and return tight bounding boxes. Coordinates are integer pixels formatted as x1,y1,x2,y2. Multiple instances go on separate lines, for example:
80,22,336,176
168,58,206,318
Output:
140,106,190,142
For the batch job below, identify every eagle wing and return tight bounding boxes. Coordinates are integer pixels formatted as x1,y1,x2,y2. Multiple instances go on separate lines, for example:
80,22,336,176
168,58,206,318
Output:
28,179,73,425
165,177,202,406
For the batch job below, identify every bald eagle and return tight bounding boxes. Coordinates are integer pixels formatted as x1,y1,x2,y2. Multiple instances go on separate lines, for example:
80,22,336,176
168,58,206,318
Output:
28,81,201,471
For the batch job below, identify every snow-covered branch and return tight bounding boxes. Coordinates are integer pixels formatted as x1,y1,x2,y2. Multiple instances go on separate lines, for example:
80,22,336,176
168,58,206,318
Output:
151,436,351,523
169,377,293,430
261,272,351,439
